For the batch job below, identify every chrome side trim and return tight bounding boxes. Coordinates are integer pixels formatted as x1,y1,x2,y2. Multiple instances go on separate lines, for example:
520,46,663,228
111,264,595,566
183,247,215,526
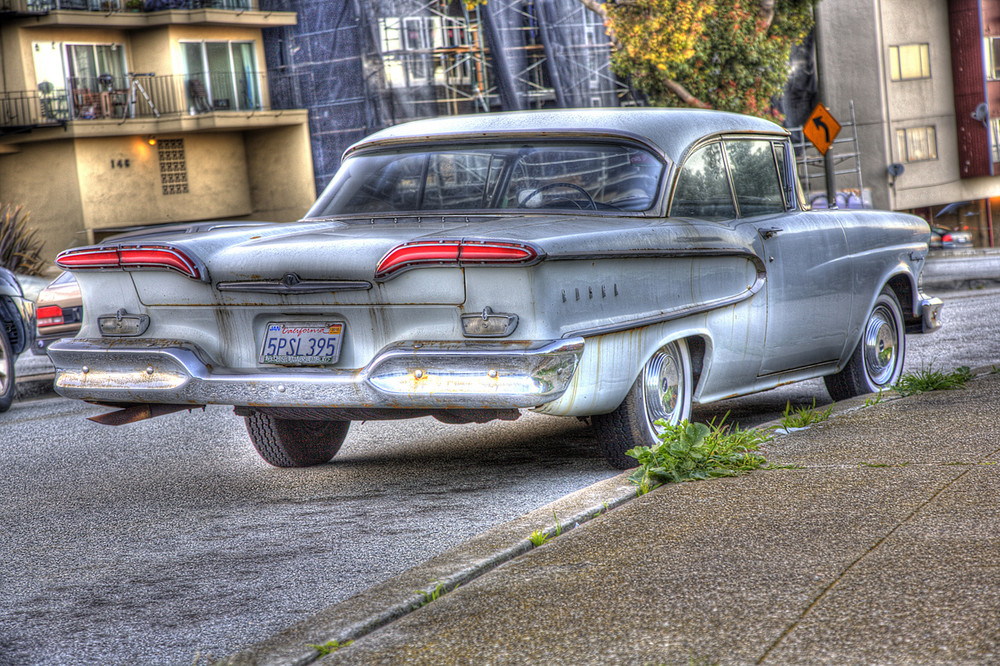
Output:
48,338,584,411
544,247,765,263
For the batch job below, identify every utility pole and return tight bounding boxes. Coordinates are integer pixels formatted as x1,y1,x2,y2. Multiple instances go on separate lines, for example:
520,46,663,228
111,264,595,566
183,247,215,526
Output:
813,3,838,206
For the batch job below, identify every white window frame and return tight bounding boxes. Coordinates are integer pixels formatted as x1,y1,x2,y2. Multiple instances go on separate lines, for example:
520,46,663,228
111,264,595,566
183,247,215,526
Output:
896,126,938,162
180,39,260,111
378,16,436,88
986,37,1000,81
888,43,931,81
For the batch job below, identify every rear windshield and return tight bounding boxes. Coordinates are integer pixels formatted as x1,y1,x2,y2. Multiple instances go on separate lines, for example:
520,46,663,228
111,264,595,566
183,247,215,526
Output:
306,141,665,217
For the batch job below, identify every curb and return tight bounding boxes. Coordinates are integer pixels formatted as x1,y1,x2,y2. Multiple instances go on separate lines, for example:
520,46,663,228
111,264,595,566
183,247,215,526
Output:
14,373,56,401
219,384,932,666
219,473,640,666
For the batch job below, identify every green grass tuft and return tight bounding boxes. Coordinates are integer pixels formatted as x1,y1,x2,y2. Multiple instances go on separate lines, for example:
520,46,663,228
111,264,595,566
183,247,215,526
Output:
894,365,974,396
780,398,833,431
308,639,353,656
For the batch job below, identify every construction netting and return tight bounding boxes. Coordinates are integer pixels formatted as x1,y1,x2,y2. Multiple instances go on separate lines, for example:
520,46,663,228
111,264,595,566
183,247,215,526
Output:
264,0,624,192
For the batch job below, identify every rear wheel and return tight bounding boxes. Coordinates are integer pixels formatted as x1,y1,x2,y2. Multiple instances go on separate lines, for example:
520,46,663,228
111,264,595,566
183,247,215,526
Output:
592,339,693,469
244,413,350,467
825,287,905,402
0,331,15,413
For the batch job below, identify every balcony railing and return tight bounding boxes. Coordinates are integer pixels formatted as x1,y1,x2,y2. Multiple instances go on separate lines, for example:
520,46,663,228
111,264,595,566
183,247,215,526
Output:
0,71,281,130
4,0,254,14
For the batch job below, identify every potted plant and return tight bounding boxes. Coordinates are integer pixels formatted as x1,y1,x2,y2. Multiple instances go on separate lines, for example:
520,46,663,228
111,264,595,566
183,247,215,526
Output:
126,0,144,11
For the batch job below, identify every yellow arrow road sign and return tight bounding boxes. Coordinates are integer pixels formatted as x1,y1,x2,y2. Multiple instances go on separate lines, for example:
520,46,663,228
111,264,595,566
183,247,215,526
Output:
804,103,841,155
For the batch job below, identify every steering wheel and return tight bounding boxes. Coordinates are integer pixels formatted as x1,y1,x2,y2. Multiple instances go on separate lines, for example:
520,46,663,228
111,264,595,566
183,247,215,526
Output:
521,182,597,210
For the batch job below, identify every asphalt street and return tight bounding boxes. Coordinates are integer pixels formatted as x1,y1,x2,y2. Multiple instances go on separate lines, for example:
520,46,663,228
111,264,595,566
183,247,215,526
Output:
1,285,996,665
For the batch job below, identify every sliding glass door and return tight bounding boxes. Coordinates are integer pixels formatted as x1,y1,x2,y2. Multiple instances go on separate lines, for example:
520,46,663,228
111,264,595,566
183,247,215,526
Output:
182,41,260,112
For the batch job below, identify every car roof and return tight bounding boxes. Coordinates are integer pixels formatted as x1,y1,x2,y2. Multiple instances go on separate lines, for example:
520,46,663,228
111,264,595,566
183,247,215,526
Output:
344,108,788,165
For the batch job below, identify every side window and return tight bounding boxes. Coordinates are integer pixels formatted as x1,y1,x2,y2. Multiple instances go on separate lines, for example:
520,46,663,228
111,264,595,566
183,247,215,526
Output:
670,143,736,221
724,140,785,217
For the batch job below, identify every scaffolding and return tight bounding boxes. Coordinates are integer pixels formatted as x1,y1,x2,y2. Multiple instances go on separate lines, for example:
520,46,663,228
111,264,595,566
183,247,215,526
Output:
265,0,636,191
357,0,626,123
790,100,868,208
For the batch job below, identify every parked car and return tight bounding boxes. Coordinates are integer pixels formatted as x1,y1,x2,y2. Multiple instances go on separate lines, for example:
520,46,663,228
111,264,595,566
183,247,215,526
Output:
48,109,942,468
929,225,973,250
0,267,37,412
32,271,82,355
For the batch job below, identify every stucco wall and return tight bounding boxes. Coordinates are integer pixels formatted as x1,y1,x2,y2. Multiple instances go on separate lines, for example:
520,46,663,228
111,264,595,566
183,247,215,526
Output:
75,132,252,230
244,123,315,221
0,140,88,255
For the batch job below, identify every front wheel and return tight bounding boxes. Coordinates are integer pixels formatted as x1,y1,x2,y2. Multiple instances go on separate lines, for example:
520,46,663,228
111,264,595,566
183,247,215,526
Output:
244,413,350,467
825,287,905,402
0,332,15,413
592,339,693,469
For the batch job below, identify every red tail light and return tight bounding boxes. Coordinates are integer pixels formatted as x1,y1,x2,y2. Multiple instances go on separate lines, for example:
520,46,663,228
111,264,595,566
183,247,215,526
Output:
56,245,206,281
36,305,65,327
375,240,541,280
942,233,953,242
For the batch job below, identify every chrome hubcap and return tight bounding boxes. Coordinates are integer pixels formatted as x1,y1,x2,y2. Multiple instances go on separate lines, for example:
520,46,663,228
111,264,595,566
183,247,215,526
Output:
0,344,8,393
863,304,898,386
642,343,684,434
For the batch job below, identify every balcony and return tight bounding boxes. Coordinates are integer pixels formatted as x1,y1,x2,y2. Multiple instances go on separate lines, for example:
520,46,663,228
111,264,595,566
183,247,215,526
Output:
4,0,255,13
0,0,295,26
1,70,301,136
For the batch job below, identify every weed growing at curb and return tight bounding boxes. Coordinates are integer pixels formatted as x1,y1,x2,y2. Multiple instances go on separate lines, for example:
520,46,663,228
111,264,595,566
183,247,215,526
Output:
764,462,805,470
308,639,352,656
780,398,833,431
528,529,549,547
626,418,770,494
527,511,564,548
894,365,974,396
864,389,885,407
414,582,447,608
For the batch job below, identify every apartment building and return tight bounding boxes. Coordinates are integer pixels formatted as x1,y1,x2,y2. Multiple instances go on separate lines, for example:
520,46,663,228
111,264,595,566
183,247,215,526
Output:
815,0,1000,246
0,0,315,260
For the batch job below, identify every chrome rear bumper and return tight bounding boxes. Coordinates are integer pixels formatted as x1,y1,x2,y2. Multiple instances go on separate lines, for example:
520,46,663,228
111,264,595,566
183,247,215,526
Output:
919,296,943,333
48,337,584,410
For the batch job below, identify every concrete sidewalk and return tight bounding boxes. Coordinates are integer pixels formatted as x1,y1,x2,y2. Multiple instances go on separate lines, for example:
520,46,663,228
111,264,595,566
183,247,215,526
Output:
225,370,1000,665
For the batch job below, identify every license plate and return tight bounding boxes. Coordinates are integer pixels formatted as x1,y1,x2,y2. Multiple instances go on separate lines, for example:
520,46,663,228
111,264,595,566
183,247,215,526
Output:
259,322,344,365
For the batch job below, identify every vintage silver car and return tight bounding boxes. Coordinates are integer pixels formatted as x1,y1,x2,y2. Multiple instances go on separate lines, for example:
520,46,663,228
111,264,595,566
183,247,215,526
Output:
49,109,942,468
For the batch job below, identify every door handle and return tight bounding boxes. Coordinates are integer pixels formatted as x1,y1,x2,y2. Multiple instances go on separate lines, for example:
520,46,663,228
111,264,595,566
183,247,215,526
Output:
759,227,782,239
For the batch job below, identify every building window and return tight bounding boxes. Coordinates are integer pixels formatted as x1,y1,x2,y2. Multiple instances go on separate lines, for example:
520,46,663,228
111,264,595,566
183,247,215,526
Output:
896,126,938,162
986,38,1000,80
992,118,1000,163
378,16,436,87
158,139,189,195
888,44,930,81
32,41,127,95
181,41,260,113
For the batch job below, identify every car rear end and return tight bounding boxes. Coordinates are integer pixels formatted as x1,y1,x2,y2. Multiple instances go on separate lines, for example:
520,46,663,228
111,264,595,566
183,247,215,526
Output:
47,221,584,417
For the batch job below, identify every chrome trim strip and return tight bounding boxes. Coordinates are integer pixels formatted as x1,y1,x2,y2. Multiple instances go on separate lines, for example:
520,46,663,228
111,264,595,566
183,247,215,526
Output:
217,280,372,294
48,337,584,411
544,247,765,265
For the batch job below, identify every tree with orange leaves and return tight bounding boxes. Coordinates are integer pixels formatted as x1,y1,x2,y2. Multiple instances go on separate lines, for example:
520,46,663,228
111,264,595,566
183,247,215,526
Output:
468,0,817,119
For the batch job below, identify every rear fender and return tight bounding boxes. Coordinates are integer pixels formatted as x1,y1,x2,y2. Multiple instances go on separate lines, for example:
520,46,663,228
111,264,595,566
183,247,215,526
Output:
535,323,714,417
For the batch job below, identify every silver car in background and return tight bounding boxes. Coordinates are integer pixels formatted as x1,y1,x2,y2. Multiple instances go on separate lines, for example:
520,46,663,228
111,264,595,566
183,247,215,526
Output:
49,109,942,468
